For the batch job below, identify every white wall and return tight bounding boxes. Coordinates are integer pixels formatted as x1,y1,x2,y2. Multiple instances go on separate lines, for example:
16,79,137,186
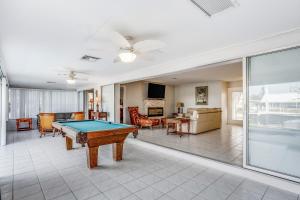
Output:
102,84,115,122
221,81,228,123
114,84,120,123
228,80,242,88
165,85,175,117
123,81,144,124
174,81,224,113
125,81,145,113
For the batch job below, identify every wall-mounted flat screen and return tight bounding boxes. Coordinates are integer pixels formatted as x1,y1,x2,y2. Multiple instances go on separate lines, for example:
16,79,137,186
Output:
148,83,165,99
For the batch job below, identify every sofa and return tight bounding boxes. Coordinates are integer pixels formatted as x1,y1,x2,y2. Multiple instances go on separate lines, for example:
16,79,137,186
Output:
184,108,222,134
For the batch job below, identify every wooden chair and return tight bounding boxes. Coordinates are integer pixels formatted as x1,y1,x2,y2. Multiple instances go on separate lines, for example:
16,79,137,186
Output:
72,112,85,120
39,113,56,137
92,112,108,121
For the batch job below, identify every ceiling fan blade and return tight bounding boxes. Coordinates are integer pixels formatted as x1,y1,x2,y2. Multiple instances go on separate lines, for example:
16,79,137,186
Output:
110,31,131,48
133,40,165,53
139,54,156,62
57,73,68,76
74,71,89,76
75,78,88,81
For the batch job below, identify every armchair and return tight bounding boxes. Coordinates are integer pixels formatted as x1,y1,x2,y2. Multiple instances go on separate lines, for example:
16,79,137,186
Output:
128,107,160,129
39,113,56,137
71,112,85,120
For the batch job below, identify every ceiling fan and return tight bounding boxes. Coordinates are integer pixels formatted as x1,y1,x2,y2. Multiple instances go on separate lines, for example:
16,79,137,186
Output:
88,30,166,63
58,71,88,84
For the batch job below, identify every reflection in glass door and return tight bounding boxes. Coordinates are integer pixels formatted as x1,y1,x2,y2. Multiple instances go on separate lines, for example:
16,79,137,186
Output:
245,47,300,181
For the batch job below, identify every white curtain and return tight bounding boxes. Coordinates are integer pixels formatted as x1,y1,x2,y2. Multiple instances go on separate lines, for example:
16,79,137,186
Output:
78,91,84,112
9,88,79,119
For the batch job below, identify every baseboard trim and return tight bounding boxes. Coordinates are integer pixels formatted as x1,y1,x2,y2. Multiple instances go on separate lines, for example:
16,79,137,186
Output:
127,138,300,194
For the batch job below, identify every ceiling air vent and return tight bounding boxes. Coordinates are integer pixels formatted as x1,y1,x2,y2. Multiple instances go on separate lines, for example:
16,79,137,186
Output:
191,0,235,16
81,55,100,62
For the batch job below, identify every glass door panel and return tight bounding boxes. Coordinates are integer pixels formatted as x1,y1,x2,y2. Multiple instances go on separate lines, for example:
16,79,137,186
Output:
246,47,300,180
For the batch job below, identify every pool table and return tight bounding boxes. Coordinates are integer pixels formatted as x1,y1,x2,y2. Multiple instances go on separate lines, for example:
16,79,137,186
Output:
52,120,138,168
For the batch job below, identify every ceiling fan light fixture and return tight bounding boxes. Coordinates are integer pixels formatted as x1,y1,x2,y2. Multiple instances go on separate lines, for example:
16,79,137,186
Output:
118,51,136,63
66,79,76,84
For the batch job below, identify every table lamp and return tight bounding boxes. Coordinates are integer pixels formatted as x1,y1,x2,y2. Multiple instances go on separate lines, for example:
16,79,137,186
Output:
176,102,184,113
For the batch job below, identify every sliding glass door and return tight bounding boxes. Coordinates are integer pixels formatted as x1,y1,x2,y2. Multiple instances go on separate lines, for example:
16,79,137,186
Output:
245,46,300,180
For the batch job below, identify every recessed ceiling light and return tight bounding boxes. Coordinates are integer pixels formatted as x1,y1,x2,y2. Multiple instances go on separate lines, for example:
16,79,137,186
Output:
46,81,56,84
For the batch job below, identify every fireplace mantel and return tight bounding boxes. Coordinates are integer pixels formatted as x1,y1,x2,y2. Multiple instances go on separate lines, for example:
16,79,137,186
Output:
144,99,165,117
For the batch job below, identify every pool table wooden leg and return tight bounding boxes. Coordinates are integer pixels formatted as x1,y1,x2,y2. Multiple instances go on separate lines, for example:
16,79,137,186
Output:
113,142,124,161
52,128,56,137
87,146,99,168
133,130,138,138
66,136,73,150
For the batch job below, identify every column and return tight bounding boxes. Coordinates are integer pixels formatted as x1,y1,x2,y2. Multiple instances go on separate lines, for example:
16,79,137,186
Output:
1,77,7,146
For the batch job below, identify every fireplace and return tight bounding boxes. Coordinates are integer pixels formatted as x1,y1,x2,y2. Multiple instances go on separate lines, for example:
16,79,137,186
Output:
148,107,164,117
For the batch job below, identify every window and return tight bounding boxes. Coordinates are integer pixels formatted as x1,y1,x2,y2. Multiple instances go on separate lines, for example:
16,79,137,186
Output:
9,88,78,119
246,46,300,179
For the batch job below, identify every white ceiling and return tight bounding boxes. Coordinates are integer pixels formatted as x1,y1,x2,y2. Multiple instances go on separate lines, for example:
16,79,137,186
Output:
0,0,300,89
146,60,242,85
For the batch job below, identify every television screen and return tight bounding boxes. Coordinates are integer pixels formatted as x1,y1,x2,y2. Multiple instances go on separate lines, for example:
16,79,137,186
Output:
148,83,165,99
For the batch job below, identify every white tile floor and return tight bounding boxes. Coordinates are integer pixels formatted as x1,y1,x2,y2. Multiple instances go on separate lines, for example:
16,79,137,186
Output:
0,130,299,200
138,125,243,166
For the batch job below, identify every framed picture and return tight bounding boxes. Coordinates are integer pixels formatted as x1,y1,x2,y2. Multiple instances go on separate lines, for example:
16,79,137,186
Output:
195,86,208,105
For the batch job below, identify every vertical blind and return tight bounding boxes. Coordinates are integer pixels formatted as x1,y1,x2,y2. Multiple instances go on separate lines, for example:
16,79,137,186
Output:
78,90,84,112
9,88,79,119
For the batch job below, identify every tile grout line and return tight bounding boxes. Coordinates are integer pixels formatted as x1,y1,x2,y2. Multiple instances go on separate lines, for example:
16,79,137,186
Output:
45,138,81,200
6,130,299,200
80,169,123,200
124,152,209,198
191,172,227,199
137,128,243,166
224,178,246,200
11,131,15,200
25,136,47,200
69,144,132,200
98,155,199,199
260,186,269,200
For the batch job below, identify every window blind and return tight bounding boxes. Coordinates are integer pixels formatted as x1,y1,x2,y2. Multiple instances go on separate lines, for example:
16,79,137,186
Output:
9,88,79,119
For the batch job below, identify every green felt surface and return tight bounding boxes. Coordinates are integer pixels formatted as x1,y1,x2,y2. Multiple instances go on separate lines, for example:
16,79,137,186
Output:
59,120,130,132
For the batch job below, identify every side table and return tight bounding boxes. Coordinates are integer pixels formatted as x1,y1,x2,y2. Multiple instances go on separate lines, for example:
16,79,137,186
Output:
16,118,33,131
166,118,190,137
